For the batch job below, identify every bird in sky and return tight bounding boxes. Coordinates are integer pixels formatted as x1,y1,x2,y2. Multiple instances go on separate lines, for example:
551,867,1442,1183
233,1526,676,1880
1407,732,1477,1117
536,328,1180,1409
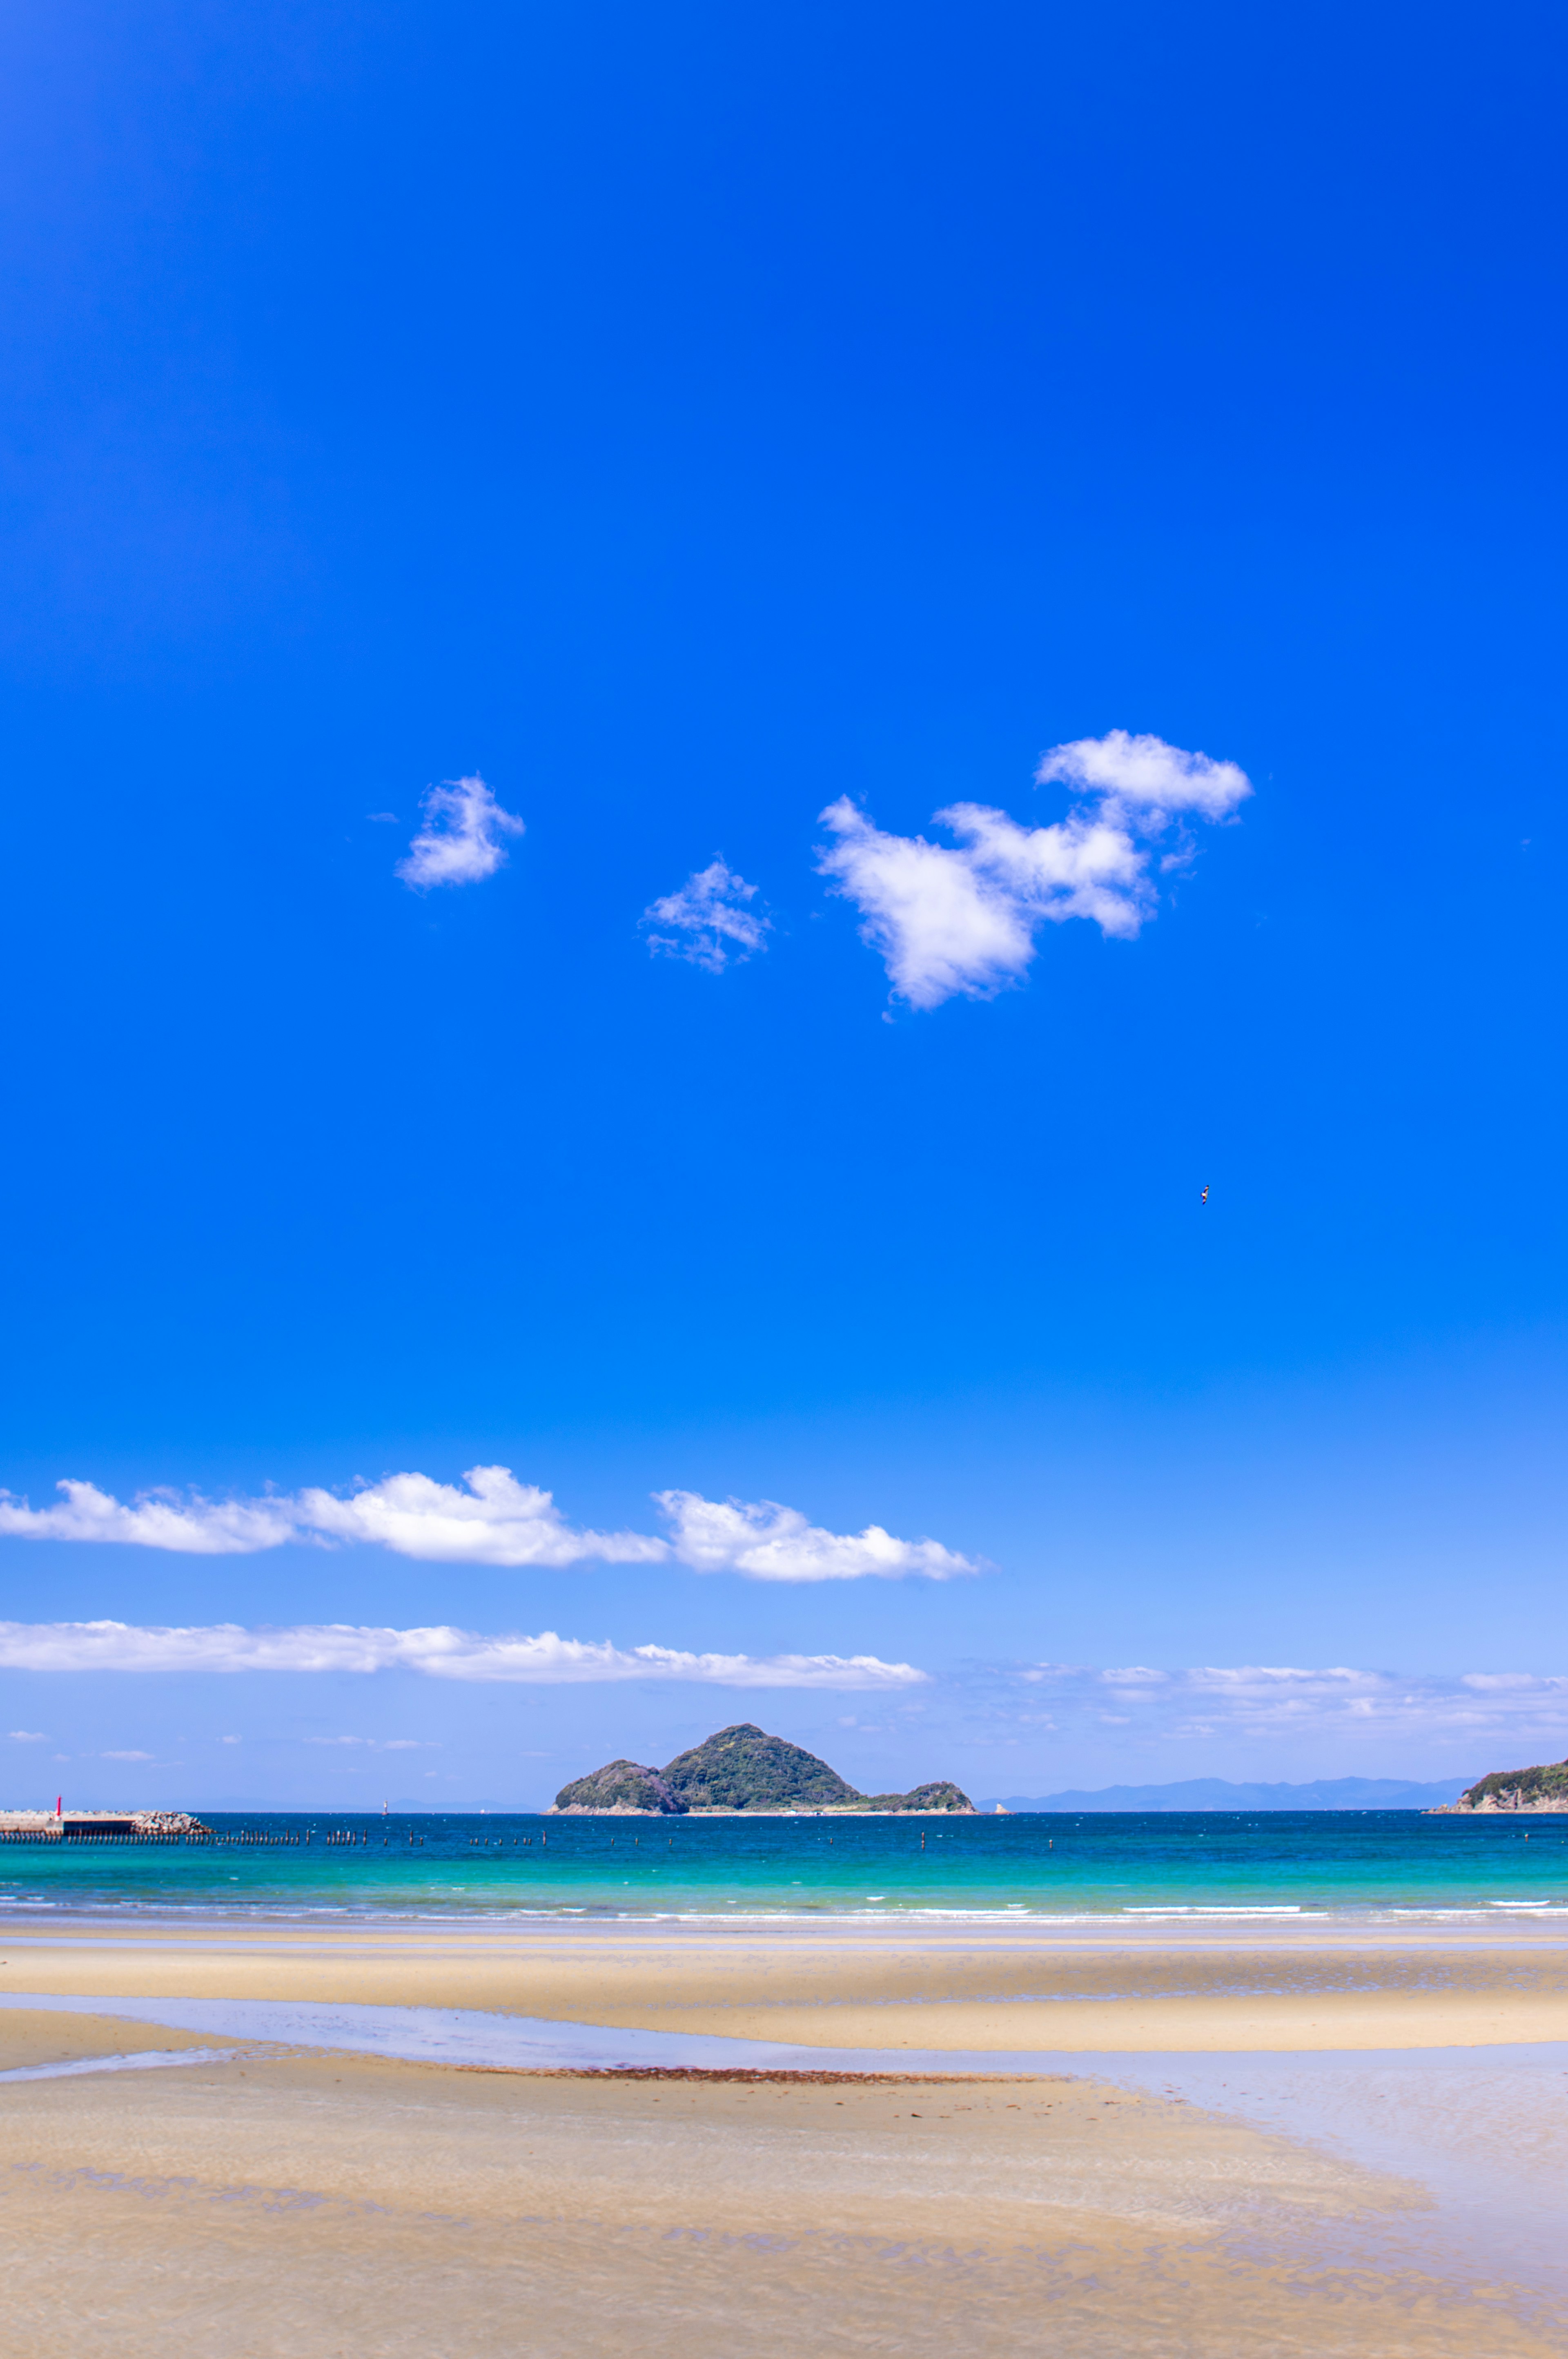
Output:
1200,1184,1210,1205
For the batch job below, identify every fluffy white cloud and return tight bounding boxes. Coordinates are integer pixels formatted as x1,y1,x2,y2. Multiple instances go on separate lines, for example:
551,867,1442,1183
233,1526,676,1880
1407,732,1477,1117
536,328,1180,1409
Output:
0,1621,926,1690
1033,729,1252,821
294,1467,667,1567
816,800,1040,1008
817,729,1251,1008
0,1468,968,1581
641,858,770,971
0,1480,296,1554
656,1491,976,1582
396,774,524,889
8,1729,47,1742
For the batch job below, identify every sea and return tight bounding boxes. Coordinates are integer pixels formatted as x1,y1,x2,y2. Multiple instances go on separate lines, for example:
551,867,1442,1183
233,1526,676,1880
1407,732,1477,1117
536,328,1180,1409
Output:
2,1808,1565,1922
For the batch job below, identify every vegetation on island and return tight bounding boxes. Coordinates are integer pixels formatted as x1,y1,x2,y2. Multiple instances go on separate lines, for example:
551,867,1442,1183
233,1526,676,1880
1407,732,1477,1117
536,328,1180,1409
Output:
552,1723,975,1815
547,1760,686,1815
1445,1756,1568,1813
664,1724,858,1810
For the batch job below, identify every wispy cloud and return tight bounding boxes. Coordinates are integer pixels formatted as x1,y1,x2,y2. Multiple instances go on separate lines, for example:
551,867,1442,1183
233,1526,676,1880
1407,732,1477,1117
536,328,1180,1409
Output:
818,729,1251,1008
641,858,770,971
0,1469,971,1581
303,1735,440,1749
8,1729,47,1742
396,774,524,889
1001,1662,1568,1750
657,1491,975,1582
100,1748,153,1761
0,1621,927,1690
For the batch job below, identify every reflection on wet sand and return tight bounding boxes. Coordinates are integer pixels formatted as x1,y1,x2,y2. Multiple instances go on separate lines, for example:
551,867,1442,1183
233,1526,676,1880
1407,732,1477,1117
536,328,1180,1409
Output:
2,1919,1564,2354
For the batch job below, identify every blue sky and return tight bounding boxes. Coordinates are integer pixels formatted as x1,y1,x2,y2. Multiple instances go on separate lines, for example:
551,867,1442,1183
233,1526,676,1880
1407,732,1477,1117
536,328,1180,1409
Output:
2,0,1565,1808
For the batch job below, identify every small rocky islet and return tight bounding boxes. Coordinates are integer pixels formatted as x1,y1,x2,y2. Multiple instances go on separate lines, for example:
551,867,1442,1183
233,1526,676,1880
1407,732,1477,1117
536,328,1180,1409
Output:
552,1722,975,1815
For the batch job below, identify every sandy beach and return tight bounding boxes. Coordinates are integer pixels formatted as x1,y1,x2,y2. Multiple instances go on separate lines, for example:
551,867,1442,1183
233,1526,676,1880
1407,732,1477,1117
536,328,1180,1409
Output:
4,1910,1567,2049
2,1914,1565,2355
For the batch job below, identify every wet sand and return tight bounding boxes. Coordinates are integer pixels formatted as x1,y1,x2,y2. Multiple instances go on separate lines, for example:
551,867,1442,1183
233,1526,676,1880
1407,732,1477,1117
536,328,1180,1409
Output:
3,2028,1563,2357
2,1918,1565,2353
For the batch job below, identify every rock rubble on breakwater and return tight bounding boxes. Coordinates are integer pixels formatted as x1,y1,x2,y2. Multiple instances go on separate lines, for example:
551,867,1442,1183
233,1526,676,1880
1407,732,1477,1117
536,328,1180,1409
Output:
0,1808,216,1842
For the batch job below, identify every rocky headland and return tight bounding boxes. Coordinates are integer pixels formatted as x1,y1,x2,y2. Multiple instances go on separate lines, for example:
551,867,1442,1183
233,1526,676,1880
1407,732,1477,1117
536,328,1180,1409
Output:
1428,1756,1568,1813
552,1722,975,1815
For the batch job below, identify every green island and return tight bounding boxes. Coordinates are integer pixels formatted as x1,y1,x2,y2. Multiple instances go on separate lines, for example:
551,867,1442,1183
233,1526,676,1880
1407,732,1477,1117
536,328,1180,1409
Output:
551,1721,975,1815
1432,1755,1568,1813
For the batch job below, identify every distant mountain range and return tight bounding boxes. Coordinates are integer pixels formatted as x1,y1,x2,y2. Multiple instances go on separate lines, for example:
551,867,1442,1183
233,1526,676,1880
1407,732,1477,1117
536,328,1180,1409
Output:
978,1775,1471,1813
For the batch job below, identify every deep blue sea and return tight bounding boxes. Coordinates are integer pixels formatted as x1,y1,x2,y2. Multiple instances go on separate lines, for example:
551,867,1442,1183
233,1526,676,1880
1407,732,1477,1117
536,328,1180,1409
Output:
2,1810,1566,1921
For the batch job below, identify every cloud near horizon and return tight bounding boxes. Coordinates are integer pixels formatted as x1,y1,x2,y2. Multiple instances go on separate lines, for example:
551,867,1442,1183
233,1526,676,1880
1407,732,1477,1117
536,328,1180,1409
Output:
999,1662,1568,1753
396,774,524,889
0,1469,975,1581
641,858,770,971
3,1642,1560,1758
817,729,1251,1008
0,1621,927,1689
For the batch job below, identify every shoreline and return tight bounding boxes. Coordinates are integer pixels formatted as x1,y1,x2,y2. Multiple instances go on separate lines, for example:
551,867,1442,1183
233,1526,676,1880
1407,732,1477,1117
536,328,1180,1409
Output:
1,1906,1564,2053
2,1899,1566,1928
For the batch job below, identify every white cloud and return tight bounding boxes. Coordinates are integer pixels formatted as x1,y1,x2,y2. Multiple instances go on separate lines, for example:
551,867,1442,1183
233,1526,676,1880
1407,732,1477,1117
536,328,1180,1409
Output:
816,800,1040,1008
396,774,524,890
0,1467,969,1581
8,1729,47,1741
1034,729,1252,821
817,729,1251,1008
294,1467,667,1567
0,1481,296,1554
0,1621,926,1690
655,1491,976,1583
101,1749,153,1761
641,858,769,972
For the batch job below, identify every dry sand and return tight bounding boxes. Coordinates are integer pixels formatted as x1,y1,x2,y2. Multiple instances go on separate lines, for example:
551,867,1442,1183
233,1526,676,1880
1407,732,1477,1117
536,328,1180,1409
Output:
4,1913,1567,2049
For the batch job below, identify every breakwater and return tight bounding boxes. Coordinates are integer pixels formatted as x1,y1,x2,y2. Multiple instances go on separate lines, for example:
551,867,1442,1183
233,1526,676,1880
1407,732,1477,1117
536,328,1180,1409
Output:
1,1810,213,1845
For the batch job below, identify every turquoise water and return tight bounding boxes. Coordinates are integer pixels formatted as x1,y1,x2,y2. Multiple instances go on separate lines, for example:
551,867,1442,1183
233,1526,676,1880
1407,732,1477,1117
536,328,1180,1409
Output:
2,1810,1566,1920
